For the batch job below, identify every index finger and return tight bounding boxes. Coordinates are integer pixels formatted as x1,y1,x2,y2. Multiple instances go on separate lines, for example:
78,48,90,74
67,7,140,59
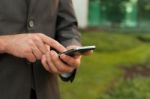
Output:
38,34,66,53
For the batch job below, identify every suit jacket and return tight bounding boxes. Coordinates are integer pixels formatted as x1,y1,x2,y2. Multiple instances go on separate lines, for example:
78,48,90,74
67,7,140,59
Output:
0,0,81,99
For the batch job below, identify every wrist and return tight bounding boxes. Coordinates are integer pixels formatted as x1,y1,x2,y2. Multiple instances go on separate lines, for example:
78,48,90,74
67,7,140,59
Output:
0,36,10,54
0,36,6,53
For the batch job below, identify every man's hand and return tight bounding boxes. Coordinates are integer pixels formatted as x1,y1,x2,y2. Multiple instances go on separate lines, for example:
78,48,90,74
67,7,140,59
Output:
41,45,93,74
1,33,66,62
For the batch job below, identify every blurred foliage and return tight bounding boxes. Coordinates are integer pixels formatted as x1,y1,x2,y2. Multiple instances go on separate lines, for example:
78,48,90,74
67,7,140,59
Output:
81,32,142,52
139,0,150,20
101,76,150,99
100,0,126,23
60,32,150,99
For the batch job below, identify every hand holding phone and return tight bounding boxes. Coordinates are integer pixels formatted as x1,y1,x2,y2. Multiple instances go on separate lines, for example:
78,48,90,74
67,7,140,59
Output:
59,45,96,81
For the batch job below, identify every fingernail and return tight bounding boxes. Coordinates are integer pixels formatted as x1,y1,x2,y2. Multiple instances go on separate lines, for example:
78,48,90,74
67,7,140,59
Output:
50,50,55,55
60,54,65,58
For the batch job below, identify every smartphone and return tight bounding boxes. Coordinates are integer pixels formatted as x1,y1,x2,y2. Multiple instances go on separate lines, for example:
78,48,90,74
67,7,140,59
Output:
60,45,96,57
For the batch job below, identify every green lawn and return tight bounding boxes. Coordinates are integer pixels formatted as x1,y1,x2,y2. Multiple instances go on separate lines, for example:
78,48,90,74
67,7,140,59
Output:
60,32,150,99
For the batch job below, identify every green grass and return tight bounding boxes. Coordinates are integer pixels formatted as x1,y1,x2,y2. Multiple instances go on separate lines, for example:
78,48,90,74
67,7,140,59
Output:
60,32,150,99
81,32,142,52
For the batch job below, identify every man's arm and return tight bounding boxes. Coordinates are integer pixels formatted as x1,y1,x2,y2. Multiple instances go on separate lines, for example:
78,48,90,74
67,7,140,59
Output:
56,0,81,47
56,0,81,82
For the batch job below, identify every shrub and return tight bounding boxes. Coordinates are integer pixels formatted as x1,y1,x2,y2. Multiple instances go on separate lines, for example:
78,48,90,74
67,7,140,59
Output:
137,34,150,42
100,76,150,99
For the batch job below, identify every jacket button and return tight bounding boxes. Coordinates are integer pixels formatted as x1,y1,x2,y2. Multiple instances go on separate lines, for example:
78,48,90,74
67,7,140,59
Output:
29,20,34,28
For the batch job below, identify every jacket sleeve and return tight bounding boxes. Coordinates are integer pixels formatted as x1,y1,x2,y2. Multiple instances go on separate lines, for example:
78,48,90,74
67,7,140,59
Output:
56,0,81,47
56,0,81,82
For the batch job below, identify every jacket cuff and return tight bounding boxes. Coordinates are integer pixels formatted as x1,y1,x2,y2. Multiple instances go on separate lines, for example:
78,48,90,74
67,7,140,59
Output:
59,39,81,82
59,69,76,82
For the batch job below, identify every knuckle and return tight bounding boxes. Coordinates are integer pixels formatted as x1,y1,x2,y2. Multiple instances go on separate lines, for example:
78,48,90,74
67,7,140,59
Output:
28,47,32,52
38,54,42,59
33,35,40,41
49,67,58,74
25,48,32,53
57,66,64,72
28,40,34,46
58,66,68,73
59,66,70,73
51,55,57,61
27,56,35,62
36,52,42,59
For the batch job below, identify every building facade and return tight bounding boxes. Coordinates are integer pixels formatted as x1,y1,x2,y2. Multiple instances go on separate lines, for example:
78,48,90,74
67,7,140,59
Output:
73,0,89,28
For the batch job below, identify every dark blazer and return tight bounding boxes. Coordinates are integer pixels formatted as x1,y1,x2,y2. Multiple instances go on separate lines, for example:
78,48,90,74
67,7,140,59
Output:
0,0,81,99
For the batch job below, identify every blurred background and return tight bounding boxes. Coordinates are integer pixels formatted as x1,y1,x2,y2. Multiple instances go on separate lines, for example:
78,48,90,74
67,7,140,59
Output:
60,0,150,99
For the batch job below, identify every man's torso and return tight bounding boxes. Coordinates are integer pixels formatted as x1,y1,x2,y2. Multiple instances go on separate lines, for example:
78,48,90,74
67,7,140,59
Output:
0,0,61,99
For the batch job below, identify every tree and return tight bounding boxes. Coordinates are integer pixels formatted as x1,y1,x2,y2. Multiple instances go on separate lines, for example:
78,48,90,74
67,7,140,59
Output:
101,0,128,25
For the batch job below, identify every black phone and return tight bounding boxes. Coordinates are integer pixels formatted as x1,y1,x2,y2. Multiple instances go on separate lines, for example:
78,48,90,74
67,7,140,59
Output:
60,45,96,57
